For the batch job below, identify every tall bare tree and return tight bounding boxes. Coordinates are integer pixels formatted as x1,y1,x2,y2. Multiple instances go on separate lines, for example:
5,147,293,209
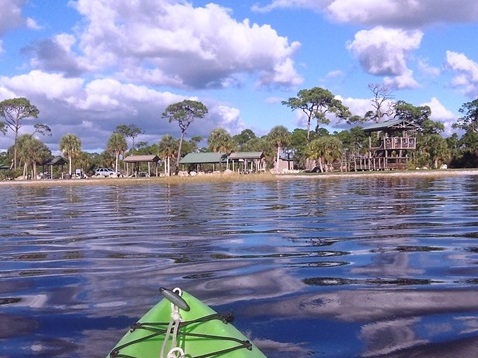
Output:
365,83,395,123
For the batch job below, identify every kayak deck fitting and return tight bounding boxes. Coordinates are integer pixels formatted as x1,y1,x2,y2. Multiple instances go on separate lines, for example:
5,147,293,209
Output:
106,287,267,358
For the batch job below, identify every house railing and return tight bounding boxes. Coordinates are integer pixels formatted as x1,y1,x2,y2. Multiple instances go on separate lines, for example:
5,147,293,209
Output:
370,136,417,150
383,137,416,149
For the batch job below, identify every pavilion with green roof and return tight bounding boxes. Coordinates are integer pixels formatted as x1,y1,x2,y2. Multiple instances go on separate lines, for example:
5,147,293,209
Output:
179,152,228,172
179,152,265,173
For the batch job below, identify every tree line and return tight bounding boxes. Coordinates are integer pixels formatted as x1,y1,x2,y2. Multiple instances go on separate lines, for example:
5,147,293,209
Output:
1,85,478,179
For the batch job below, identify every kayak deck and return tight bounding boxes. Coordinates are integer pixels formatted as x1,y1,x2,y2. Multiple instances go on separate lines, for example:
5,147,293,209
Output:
107,288,266,358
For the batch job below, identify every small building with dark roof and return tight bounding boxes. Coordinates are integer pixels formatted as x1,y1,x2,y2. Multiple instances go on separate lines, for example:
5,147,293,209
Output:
123,155,160,176
228,152,265,172
42,156,68,179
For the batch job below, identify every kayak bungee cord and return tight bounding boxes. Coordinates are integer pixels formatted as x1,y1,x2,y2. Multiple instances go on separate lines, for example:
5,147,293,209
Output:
108,287,255,358
109,313,252,358
160,287,186,358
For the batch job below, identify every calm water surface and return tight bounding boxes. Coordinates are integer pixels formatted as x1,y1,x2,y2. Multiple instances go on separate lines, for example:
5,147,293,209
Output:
2,176,478,357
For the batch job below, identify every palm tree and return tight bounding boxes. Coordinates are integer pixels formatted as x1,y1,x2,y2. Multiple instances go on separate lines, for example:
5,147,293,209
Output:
60,134,82,176
16,134,50,179
306,136,342,172
17,134,51,179
107,132,127,173
322,137,343,170
207,128,236,168
419,134,451,169
76,151,95,176
208,128,235,153
158,134,178,176
267,125,291,172
15,135,30,178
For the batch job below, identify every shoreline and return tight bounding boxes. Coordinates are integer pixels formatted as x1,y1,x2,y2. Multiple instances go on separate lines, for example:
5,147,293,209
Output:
278,168,478,180
1,169,478,187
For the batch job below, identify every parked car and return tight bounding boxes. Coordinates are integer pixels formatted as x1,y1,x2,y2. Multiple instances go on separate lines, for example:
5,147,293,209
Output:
94,168,121,178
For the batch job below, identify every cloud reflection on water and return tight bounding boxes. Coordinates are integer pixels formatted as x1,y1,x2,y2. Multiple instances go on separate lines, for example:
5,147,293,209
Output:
246,287,478,356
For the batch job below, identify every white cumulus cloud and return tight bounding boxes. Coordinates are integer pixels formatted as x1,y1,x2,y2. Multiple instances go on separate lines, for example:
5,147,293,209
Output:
422,97,458,136
383,69,419,90
0,70,84,101
56,0,302,89
423,97,456,121
347,27,422,88
0,0,24,35
0,69,248,151
253,0,478,27
341,97,376,118
446,50,478,98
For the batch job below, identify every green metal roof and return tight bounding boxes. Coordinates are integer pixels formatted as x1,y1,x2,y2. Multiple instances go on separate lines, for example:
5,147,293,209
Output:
362,119,420,132
229,152,263,160
179,152,227,164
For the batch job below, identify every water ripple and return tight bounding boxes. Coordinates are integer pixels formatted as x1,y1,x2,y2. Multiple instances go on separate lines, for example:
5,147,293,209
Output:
2,177,478,356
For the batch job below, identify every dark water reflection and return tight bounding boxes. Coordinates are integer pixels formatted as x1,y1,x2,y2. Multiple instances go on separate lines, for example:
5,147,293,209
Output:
2,177,478,357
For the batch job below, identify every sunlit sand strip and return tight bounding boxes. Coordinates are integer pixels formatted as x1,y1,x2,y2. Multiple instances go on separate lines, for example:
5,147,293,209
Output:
1,169,478,186
278,169,478,180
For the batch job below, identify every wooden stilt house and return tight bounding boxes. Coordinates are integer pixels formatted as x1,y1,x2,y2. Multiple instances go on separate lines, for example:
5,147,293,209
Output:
354,119,420,171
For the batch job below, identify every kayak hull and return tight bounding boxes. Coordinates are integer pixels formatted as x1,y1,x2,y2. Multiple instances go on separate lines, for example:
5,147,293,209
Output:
106,289,266,358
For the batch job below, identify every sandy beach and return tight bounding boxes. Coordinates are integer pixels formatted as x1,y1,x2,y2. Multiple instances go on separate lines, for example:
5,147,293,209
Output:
279,169,478,180
1,169,478,187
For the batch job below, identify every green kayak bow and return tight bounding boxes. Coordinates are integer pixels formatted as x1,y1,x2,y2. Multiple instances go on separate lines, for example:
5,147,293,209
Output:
106,287,266,358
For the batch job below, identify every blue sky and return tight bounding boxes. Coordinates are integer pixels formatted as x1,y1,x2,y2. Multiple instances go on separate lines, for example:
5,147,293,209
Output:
1,0,478,152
